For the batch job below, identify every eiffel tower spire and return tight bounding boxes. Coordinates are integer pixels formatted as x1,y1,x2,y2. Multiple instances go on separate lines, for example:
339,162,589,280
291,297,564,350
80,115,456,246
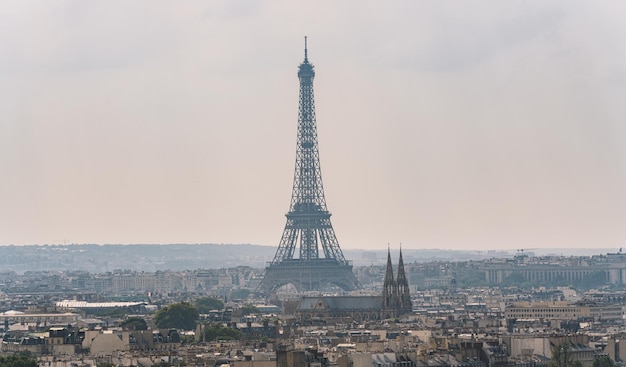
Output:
256,38,360,294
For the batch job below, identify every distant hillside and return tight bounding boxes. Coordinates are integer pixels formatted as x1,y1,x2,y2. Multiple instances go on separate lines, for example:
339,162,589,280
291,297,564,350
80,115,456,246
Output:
0,244,275,273
0,244,615,273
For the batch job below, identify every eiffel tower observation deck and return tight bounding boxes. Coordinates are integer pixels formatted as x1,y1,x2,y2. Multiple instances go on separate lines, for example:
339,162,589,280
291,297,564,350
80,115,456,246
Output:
256,38,361,294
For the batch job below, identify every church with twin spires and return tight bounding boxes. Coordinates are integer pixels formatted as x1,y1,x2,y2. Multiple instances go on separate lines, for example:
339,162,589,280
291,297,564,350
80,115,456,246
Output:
383,247,412,317
295,249,412,321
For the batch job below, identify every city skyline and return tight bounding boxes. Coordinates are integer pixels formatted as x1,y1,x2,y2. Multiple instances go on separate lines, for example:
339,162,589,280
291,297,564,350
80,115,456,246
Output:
1,1,625,250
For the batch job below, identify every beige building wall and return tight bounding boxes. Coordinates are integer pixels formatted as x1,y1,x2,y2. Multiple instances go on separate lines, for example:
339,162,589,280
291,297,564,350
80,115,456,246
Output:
409,330,432,343
234,361,276,367
0,312,80,325
337,353,373,367
355,341,385,352
89,333,130,356
606,339,626,362
0,342,44,354
505,335,592,363
505,336,552,358
505,302,587,320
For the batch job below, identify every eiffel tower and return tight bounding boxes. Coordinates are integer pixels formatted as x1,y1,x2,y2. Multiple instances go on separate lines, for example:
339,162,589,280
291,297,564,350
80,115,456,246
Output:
256,38,361,294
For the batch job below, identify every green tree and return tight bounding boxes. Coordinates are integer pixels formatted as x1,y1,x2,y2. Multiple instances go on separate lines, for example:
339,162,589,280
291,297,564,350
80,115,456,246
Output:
502,273,526,287
195,297,224,313
0,352,38,367
456,269,488,287
593,356,616,367
120,317,148,330
202,323,243,341
154,302,199,330
550,343,583,367
241,304,259,315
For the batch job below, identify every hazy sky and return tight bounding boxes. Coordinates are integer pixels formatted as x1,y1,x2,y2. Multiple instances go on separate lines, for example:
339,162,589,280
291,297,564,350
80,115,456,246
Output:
1,1,625,250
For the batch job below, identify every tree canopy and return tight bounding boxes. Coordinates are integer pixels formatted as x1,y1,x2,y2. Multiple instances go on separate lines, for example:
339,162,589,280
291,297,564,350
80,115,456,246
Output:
0,352,38,367
154,302,199,330
550,343,583,367
195,297,224,313
120,317,148,330
241,304,259,315
593,356,616,367
202,323,243,342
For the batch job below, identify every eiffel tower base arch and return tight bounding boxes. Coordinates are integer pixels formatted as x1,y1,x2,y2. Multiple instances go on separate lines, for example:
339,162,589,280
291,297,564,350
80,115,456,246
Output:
256,259,360,294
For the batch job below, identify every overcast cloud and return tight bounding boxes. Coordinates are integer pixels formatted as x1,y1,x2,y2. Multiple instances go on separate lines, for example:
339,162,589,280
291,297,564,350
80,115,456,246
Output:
0,1,624,250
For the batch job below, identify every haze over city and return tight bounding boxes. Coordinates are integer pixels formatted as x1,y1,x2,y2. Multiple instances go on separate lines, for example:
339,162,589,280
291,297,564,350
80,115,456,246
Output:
0,1,624,250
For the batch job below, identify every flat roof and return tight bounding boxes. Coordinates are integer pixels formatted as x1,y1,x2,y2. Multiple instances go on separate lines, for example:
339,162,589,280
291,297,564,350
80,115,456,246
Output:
56,300,145,308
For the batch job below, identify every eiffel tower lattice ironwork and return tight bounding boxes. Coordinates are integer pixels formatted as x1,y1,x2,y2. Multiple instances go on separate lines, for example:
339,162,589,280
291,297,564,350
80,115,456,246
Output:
257,38,361,294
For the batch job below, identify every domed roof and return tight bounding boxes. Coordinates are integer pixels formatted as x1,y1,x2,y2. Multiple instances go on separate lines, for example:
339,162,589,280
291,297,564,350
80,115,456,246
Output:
2,310,25,315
